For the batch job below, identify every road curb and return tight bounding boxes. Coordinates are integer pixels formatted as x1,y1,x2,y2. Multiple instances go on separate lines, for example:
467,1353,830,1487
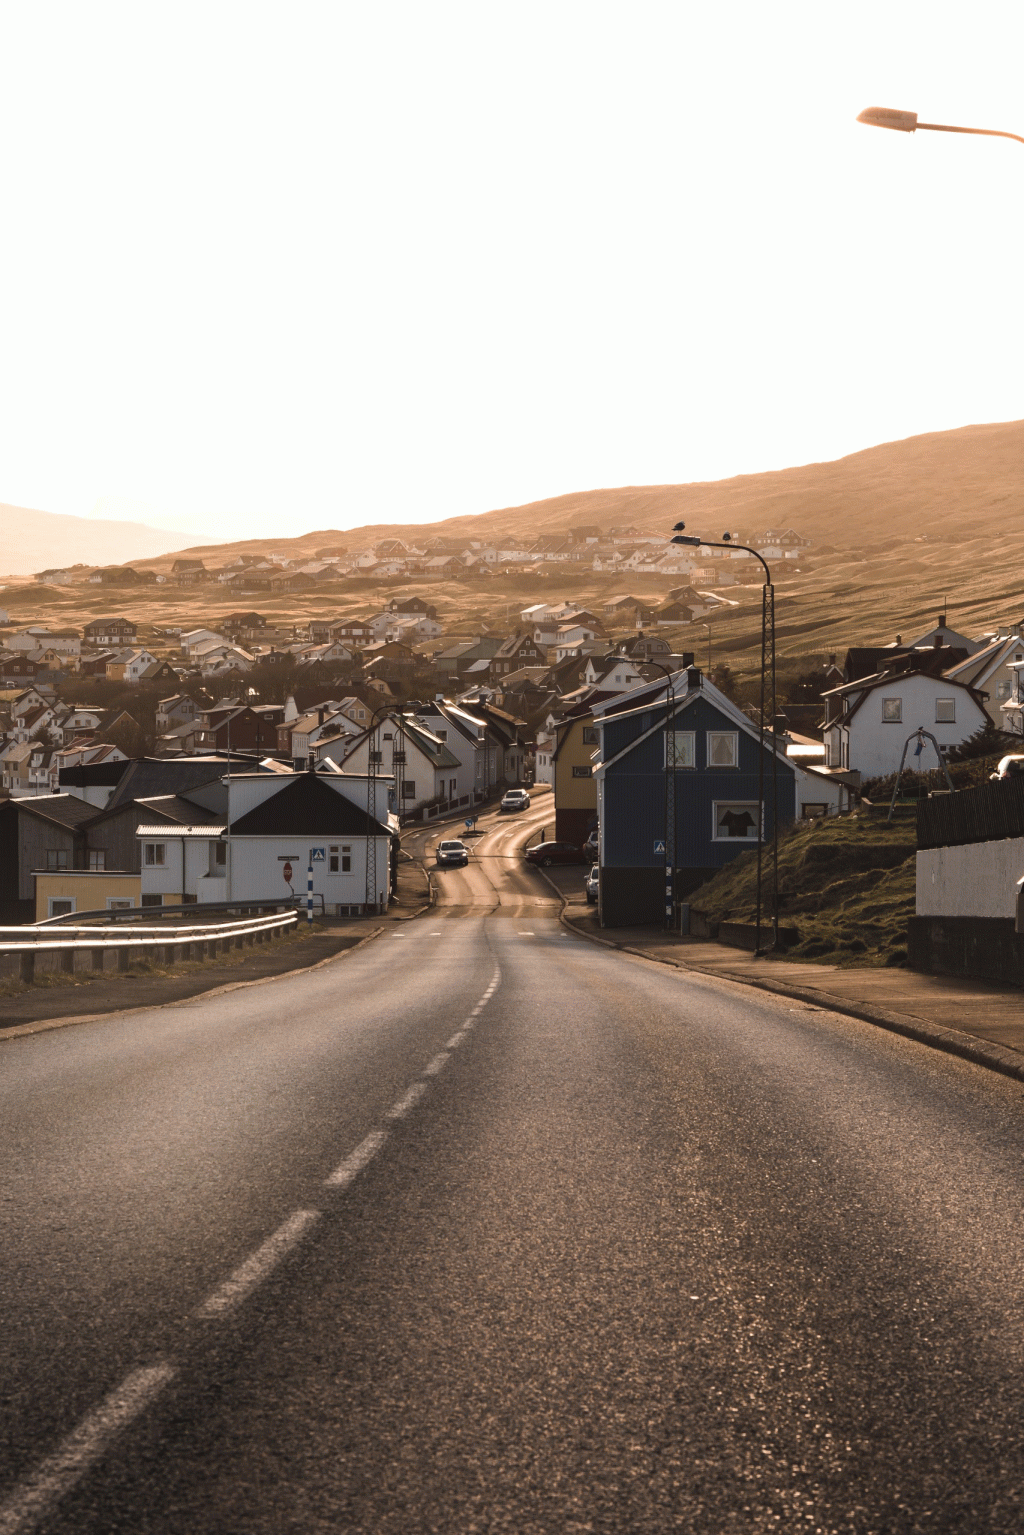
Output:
0,924,389,1044
559,909,1024,1087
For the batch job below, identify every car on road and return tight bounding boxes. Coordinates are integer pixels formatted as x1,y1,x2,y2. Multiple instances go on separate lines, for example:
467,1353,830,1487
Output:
524,840,587,868
585,864,599,903
500,788,531,812
583,828,599,859
436,839,470,866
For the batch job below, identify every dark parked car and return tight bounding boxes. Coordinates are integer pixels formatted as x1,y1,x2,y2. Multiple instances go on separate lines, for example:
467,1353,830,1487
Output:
524,840,587,868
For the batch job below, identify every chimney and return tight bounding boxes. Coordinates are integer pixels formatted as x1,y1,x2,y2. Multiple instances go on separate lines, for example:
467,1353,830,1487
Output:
317,708,325,725
933,634,942,649
686,667,702,690
895,635,902,646
938,613,946,629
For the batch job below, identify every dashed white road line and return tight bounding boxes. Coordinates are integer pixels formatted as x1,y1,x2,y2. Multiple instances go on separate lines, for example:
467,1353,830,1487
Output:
386,1081,428,1120
0,1362,177,1535
0,960,507,1532
517,930,535,936
325,1129,388,1188
197,1209,321,1318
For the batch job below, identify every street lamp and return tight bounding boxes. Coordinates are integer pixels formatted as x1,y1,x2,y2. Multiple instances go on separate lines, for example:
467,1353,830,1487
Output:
671,524,778,955
856,106,1024,147
621,646,678,931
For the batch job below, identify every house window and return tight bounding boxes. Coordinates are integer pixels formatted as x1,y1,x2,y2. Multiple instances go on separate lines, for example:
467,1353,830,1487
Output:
665,731,695,769
214,842,227,866
935,698,956,723
46,849,69,870
998,679,1012,700
342,845,351,872
572,765,593,778
713,801,761,841
801,803,828,820
88,850,106,870
882,698,902,723
329,845,339,873
48,897,74,917
107,897,135,910
582,726,599,744
401,781,416,797
142,893,163,906
144,843,166,866
369,750,383,764
707,732,738,768
393,751,406,763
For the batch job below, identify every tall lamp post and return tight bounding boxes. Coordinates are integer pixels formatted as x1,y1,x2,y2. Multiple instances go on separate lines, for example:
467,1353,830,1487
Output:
670,525,778,955
856,106,1024,148
622,647,678,930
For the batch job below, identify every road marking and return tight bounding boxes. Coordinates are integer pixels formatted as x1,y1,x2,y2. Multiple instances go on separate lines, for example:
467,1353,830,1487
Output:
325,1129,388,1188
446,1031,467,1048
429,932,443,936
197,1209,320,1318
386,1081,428,1120
423,1052,449,1076
517,930,535,936
0,1362,177,1535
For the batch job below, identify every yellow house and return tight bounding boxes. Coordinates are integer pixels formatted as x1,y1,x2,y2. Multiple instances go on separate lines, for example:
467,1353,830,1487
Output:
34,870,142,922
552,713,599,845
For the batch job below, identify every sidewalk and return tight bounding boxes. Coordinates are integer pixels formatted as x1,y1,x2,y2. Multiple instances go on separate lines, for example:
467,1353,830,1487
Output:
547,869,1024,1084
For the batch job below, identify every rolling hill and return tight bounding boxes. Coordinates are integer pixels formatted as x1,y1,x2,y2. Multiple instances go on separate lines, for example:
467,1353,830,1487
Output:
0,503,208,577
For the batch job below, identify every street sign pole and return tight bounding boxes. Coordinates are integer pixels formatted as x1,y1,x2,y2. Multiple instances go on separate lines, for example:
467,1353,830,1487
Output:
307,863,313,924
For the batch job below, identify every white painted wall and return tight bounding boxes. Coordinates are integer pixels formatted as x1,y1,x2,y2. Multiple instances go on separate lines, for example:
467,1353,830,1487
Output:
846,675,987,779
915,838,1024,919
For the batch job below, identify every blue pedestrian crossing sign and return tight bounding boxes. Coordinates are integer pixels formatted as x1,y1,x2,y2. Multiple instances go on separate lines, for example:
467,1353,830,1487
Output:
654,839,666,854
310,847,326,862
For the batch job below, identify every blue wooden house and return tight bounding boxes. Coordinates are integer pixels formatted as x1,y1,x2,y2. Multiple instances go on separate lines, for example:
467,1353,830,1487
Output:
593,668,805,927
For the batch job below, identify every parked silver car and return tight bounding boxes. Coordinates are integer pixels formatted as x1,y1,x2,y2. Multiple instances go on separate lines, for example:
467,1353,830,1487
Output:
585,864,599,903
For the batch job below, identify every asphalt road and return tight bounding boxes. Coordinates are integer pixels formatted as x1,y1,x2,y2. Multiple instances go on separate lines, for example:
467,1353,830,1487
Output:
2,799,1024,1532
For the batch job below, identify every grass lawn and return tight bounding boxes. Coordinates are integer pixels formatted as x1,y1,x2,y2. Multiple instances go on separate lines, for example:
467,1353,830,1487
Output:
689,809,918,966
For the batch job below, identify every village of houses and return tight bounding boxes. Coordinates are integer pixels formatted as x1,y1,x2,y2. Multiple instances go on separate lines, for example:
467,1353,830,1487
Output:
2,518,1024,984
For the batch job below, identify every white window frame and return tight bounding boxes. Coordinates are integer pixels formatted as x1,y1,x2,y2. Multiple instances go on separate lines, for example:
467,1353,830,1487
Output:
935,697,956,723
106,897,135,910
712,800,763,842
665,731,696,769
47,896,75,918
144,843,166,866
707,731,739,768
882,697,902,723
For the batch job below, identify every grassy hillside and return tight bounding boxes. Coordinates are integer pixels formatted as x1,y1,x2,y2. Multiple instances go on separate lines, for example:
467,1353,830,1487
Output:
689,811,917,966
5,419,1023,685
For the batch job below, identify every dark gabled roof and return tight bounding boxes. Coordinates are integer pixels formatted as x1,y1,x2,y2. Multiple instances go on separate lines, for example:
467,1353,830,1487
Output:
230,773,390,837
6,793,97,830
106,755,248,809
87,791,223,830
59,759,133,789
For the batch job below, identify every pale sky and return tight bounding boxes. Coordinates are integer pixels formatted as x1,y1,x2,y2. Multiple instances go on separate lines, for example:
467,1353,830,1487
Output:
0,1,1021,542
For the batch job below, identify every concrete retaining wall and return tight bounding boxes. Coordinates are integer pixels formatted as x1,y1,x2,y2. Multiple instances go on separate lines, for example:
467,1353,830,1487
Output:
916,838,1024,919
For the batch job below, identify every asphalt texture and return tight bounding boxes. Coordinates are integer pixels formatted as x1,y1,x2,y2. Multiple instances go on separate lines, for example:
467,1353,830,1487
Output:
3,797,1024,1532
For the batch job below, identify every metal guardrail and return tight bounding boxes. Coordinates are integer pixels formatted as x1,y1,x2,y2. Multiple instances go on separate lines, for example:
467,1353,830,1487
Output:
40,899,293,927
3,912,297,949
0,911,298,983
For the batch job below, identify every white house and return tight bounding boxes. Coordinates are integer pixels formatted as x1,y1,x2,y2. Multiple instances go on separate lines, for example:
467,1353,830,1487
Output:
823,663,988,778
137,770,396,915
943,631,1024,727
318,714,463,813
